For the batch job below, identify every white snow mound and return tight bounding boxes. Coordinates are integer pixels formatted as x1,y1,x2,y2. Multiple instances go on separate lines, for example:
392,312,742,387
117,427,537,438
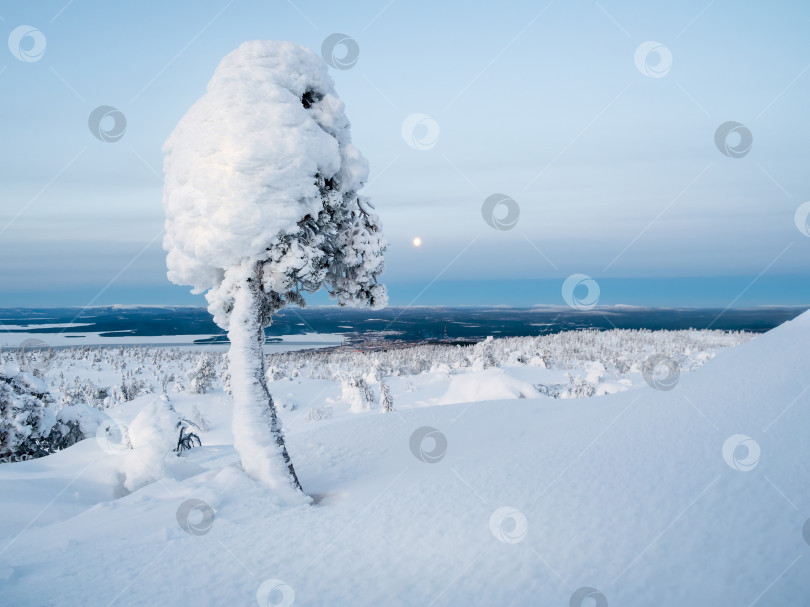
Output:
439,368,539,405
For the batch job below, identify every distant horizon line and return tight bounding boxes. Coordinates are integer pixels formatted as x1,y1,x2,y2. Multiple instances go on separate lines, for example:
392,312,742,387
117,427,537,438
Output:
1,303,808,312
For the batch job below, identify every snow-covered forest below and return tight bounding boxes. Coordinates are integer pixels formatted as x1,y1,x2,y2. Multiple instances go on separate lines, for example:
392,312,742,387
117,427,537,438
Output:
1,328,751,463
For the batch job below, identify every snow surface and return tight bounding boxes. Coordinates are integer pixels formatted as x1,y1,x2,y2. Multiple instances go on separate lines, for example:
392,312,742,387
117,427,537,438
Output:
1,317,809,605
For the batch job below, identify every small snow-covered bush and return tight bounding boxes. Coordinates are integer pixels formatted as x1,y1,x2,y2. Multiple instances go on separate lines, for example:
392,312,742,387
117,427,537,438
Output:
121,400,201,491
189,405,210,432
175,426,201,454
342,375,375,413
306,406,333,422
562,373,597,399
62,377,111,409
534,383,564,399
117,373,151,402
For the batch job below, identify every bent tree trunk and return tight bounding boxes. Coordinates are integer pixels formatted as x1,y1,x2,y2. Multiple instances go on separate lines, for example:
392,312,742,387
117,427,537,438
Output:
228,264,302,495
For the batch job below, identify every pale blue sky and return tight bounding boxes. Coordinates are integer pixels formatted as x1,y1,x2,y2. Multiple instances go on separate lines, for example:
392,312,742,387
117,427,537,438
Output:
1,0,809,307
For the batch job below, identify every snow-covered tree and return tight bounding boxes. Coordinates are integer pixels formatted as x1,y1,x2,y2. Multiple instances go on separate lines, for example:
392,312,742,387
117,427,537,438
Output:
162,41,387,497
342,374,375,413
0,372,87,462
187,353,216,394
380,380,394,413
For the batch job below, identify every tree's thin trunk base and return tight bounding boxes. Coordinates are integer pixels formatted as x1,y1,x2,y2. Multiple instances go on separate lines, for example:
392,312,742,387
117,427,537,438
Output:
228,264,303,497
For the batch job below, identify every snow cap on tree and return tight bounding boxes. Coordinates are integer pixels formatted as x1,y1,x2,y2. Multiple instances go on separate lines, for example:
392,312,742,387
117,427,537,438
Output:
163,40,387,329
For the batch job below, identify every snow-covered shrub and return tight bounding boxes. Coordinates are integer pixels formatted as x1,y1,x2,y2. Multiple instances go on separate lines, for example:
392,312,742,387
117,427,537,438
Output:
534,383,564,399
562,373,597,399
55,402,105,443
529,355,548,368
0,372,86,463
174,426,201,454
267,364,285,382
189,405,210,432
158,373,175,397
380,381,394,413
470,336,497,369
305,406,333,422
187,354,216,394
62,377,110,409
120,400,183,491
117,373,150,402
342,375,375,413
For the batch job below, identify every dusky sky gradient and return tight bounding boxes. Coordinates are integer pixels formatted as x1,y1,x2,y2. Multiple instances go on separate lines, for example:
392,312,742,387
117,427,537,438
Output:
1,0,809,308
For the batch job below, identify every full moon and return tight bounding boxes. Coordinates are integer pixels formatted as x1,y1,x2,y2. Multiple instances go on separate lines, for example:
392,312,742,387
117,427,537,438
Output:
412,237,422,247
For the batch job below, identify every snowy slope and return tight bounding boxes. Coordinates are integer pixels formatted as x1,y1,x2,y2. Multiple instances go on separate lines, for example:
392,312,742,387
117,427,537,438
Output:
1,316,809,606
